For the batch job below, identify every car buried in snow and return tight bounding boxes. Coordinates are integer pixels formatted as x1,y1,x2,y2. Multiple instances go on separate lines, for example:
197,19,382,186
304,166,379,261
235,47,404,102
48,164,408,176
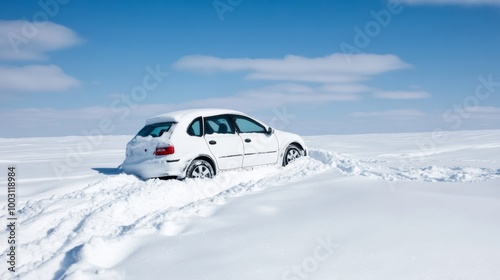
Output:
121,108,307,179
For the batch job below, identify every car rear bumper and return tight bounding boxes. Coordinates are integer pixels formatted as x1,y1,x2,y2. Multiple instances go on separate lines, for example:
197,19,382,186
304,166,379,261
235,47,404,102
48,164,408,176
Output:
121,158,185,179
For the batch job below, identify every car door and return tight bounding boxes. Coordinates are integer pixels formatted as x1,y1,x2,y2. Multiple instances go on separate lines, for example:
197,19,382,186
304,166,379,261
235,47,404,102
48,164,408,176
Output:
203,115,244,170
231,114,279,167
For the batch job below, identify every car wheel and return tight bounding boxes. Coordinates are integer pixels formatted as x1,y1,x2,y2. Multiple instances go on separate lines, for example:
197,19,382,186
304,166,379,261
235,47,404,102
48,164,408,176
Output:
283,144,302,166
187,159,214,179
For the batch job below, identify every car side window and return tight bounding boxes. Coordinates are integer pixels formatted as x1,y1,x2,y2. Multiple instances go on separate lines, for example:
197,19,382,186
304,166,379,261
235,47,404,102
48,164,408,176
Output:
187,117,202,137
204,115,235,135
233,115,266,133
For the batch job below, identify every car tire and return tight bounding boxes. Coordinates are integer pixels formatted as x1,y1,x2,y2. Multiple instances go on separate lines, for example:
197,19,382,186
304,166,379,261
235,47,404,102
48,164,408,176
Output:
283,144,302,166
187,159,214,179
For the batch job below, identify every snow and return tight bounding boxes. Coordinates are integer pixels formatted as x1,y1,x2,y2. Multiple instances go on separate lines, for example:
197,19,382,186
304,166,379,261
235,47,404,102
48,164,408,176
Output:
1,130,499,279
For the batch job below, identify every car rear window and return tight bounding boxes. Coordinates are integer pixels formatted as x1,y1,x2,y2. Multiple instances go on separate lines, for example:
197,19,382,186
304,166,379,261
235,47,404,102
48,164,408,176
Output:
136,122,175,138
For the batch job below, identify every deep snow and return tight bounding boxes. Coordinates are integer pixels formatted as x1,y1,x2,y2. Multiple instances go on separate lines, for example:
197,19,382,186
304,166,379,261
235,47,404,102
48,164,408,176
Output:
1,130,499,279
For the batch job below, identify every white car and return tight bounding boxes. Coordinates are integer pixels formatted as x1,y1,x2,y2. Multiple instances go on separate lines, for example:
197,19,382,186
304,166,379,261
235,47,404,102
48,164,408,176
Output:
121,108,307,179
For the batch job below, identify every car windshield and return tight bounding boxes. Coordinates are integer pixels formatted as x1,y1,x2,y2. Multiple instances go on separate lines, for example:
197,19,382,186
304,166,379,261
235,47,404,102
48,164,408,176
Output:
136,122,175,138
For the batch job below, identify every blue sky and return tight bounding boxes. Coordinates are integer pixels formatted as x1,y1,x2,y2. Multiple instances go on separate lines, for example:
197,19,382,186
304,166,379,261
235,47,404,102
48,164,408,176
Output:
1,0,500,137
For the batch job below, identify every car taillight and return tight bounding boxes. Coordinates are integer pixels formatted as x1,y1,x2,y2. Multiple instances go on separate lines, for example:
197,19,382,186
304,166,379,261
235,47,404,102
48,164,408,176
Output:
155,145,174,156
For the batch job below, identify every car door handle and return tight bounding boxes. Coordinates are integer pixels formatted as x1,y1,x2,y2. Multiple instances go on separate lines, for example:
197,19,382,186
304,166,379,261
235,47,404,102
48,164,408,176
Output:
209,140,217,145
244,138,251,143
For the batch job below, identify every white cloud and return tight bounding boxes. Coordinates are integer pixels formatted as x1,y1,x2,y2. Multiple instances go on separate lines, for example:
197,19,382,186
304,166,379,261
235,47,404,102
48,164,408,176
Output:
173,53,411,83
239,83,361,99
467,106,500,114
172,53,426,109
0,64,80,92
173,85,361,112
245,72,364,83
257,83,314,94
350,109,426,117
462,106,500,121
373,90,431,99
321,84,372,94
400,0,500,6
0,21,81,94
0,20,82,60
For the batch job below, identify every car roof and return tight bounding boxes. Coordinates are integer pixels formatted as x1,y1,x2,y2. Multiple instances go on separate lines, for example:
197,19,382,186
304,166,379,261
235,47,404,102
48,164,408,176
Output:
145,108,246,125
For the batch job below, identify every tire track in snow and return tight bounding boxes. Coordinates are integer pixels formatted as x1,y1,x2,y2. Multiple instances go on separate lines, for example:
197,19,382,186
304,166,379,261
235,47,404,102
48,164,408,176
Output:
1,155,328,279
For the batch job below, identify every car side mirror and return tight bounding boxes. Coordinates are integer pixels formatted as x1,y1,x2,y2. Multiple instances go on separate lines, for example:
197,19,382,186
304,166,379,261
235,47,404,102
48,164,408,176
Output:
266,127,274,135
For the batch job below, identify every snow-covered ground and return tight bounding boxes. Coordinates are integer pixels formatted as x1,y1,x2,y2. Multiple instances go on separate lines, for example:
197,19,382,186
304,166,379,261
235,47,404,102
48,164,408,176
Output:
1,130,500,279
